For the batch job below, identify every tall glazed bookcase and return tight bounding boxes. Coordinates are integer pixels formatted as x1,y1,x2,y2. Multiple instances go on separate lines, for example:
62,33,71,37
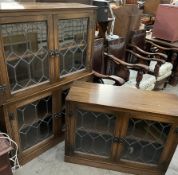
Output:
0,2,96,164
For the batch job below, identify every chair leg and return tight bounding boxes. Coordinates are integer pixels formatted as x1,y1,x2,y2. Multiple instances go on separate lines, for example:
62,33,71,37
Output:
154,77,169,91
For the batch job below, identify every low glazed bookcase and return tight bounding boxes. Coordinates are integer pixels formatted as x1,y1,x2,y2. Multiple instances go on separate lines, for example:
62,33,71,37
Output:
65,81,178,175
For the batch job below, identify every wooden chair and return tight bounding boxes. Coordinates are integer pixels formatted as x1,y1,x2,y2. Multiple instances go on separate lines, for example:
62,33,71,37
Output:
128,29,176,89
92,38,125,86
107,37,156,90
92,38,154,90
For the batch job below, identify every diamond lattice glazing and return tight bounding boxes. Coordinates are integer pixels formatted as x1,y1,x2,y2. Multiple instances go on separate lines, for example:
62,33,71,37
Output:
17,96,52,150
1,21,49,92
58,18,88,77
121,118,171,164
75,109,116,157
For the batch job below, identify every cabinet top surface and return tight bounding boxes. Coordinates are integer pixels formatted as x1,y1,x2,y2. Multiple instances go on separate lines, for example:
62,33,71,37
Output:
0,2,96,12
67,81,178,117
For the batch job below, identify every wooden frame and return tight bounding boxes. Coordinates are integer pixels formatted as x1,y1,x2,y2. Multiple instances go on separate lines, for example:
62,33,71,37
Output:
65,82,178,175
0,3,96,104
0,2,96,164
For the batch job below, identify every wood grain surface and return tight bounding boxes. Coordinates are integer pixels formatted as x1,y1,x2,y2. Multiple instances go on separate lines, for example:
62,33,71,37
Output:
67,81,178,117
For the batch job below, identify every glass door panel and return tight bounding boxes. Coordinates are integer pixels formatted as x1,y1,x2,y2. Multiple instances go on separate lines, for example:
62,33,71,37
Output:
17,96,53,150
120,118,171,165
74,108,116,157
1,21,50,92
57,18,88,77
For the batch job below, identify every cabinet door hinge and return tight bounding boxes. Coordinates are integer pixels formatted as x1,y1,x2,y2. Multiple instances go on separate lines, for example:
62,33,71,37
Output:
0,84,6,93
113,137,126,144
53,111,65,118
9,112,15,120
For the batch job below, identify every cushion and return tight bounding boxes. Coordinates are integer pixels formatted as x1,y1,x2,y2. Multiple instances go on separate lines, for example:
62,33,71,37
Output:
123,82,155,90
157,71,172,81
122,70,156,90
102,76,125,85
102,79,115,85
149,61,173,77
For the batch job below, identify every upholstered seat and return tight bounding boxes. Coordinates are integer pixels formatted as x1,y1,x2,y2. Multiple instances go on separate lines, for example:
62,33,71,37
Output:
128,29,176,90
92,38,153,90
101,75,125,85
149,61,173,77
107,37,156,90
122,70,156,90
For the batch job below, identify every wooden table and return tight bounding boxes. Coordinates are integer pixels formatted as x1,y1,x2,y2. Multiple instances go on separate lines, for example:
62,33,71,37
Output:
0,134,13,175
65,81,178,175
146,33,178,86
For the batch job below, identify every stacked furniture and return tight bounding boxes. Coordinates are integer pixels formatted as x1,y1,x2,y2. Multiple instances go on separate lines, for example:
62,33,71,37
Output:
128,30,175,90
146,32,178,86
0,2,96,164
92,38,156,90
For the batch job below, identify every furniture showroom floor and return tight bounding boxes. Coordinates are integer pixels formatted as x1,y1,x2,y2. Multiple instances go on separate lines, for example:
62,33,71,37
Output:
14,85,178,175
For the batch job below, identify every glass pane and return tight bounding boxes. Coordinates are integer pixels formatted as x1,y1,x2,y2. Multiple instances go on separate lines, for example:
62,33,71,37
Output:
120,118,171,165
74,109,116,157
17,96,53,150
58,18,88,77
76,109,116,134
1,21,49,92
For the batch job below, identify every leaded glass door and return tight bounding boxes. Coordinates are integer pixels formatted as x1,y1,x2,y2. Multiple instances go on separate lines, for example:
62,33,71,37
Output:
0,16,54,95
54,13,93,79
7,92,58,152
118,117,171,166
72,107,117,159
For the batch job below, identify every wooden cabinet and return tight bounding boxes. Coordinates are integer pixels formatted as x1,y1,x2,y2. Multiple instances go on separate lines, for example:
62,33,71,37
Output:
0,2,96,104
0,2,96,163
65,82,178,175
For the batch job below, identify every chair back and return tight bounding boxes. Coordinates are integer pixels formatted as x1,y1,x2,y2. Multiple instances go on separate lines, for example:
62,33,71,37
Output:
108,37,126,60
92,38,105,74
107,37,130,81
129,29,146,50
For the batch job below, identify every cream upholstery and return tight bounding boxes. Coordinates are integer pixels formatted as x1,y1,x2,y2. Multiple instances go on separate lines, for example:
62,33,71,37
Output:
157,71,172,81
102,75,125,85
122,70,156,90
102,79,115,85
101,70,156,90
149,61,173,78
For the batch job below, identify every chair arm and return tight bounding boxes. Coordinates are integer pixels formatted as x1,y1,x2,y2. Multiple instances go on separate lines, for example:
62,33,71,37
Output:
92,71,125,86
126,49,166,64
128,44,168,60
104,52,149,72
145,40,178,52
